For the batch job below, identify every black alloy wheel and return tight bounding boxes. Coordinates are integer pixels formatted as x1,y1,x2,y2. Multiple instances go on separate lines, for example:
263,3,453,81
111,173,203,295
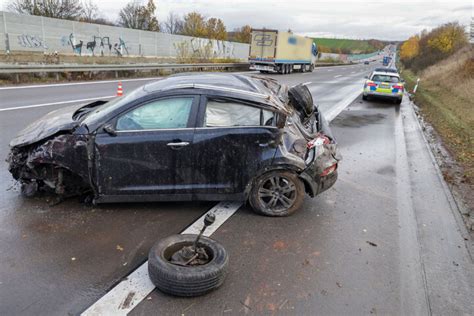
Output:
249,171,305,216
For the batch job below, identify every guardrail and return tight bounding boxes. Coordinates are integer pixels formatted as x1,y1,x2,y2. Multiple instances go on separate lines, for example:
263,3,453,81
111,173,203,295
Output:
0,62,250,74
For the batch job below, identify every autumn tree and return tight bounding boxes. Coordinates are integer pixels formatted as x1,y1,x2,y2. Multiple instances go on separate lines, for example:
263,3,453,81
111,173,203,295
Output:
427,22,467,54
401,22,468,71
180,11,230,40
205,17,227,40
400,35,420,61
181,12,207,37
232,25,252,43
118,0,160,31
8,0,83,20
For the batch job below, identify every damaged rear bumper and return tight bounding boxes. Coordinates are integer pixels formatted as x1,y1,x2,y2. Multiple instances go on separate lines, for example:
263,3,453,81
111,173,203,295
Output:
299,140,341,197
300,166,338,197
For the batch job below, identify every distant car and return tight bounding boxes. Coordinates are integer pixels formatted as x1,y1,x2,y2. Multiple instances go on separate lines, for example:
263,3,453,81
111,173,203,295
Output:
7,74,340,217
363,71,404,104
364,61,370,65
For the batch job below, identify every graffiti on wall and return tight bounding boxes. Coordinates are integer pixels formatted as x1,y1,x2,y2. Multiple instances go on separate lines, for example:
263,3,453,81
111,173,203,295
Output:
17,34,48,49
60,33,130,56
190,38,235,58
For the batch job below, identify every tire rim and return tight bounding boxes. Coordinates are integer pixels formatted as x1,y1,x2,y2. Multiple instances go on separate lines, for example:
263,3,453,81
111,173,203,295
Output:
257,175,297,213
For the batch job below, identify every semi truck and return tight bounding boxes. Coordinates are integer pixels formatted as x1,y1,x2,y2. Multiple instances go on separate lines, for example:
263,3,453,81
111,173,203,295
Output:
249,29,318,74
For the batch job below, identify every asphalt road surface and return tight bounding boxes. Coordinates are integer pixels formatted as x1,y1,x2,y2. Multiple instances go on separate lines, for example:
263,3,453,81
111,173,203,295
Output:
0,62,472,315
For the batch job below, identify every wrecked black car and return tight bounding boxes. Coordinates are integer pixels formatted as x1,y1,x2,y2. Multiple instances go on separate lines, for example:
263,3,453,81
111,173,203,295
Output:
7,74,340,216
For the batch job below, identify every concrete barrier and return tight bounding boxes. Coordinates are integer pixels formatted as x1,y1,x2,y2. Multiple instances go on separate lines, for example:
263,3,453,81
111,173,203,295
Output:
0,11,249,60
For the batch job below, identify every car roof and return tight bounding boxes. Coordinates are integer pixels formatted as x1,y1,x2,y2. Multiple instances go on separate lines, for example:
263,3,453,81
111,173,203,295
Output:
374,67,398,73
142,73,286,103
371,71,400,77
140,73,292,113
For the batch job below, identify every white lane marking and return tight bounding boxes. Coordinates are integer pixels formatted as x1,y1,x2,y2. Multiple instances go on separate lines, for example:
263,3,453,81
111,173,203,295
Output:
327,69,333,72
351,71,356,74
334,75,342,78
325,82,364,122
290,81,312,88
81,201,242,316
181,201,241,235
0,77,162,90
0,96,115,112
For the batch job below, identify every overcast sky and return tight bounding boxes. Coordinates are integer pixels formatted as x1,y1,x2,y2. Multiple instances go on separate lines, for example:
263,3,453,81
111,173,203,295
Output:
2,0,472,40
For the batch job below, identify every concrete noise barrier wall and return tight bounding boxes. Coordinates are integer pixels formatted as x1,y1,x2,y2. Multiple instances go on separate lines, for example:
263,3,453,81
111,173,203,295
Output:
0,11,249,60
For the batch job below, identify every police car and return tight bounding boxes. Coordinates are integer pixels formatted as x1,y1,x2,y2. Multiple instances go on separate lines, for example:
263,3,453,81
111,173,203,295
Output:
362,69,404,104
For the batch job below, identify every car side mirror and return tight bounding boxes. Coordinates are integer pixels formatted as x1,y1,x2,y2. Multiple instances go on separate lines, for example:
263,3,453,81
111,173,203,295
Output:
401,79,405,83
364,75,369,79
103,124,117,136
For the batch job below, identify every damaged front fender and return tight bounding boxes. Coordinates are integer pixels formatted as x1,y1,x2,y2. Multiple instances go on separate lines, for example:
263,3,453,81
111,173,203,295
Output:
7,134,91,196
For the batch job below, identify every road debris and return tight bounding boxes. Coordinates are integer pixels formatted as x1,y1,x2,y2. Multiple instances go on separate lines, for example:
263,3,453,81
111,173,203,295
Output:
240,295,252,314
366,241,378,247
278,299,289,310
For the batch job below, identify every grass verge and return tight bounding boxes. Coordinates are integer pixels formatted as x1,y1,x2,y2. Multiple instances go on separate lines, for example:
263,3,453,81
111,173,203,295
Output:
401,69,473,182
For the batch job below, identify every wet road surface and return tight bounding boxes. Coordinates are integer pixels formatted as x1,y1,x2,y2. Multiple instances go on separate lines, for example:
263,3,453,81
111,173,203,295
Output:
1,62,472,315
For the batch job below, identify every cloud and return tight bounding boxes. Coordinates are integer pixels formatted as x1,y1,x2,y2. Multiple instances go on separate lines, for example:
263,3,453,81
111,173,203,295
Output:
4,0,469,40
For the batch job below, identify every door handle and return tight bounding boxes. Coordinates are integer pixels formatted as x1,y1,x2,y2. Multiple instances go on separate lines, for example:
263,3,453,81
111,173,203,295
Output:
167,141,190,148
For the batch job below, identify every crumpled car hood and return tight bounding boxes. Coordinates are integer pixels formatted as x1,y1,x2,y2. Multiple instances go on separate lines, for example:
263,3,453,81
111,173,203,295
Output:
10,104,84,148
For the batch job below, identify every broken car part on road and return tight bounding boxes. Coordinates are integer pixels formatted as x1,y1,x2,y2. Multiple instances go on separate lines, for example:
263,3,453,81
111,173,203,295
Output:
7,73,340,216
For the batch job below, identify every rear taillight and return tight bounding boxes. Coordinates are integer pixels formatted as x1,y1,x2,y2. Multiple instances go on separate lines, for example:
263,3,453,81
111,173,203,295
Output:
393,85,403,90
367,82,377,87
321,163,338,177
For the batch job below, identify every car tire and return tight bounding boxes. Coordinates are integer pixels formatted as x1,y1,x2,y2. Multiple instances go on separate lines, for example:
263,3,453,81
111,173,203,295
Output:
309,64,314,72
395,98,402,104
362,94,368,101
301,64,306,73
148,234,228,297
249,171,305,217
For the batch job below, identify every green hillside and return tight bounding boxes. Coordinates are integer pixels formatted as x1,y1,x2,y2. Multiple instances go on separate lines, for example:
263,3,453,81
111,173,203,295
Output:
313,38,386,54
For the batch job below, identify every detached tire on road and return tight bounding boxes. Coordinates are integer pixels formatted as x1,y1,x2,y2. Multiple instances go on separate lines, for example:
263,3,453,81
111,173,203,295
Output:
148,234,228,297
249,171,305,217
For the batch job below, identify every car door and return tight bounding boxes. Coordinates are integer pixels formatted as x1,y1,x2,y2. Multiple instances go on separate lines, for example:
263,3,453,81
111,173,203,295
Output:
192,96,280,199
94,95,199,199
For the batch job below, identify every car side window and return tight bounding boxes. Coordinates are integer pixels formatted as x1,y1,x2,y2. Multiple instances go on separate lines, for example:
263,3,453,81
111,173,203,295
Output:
116,97,194,131
204,99,275,127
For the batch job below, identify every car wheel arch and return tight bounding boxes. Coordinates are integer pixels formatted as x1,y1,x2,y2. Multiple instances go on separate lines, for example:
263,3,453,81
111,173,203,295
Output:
243,164,304,199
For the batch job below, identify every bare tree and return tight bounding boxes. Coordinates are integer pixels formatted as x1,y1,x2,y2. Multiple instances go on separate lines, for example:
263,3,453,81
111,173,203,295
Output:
78,0,115,25
80,0,98,22
163,12,183,34
8,0,84,20
118,0,160,31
